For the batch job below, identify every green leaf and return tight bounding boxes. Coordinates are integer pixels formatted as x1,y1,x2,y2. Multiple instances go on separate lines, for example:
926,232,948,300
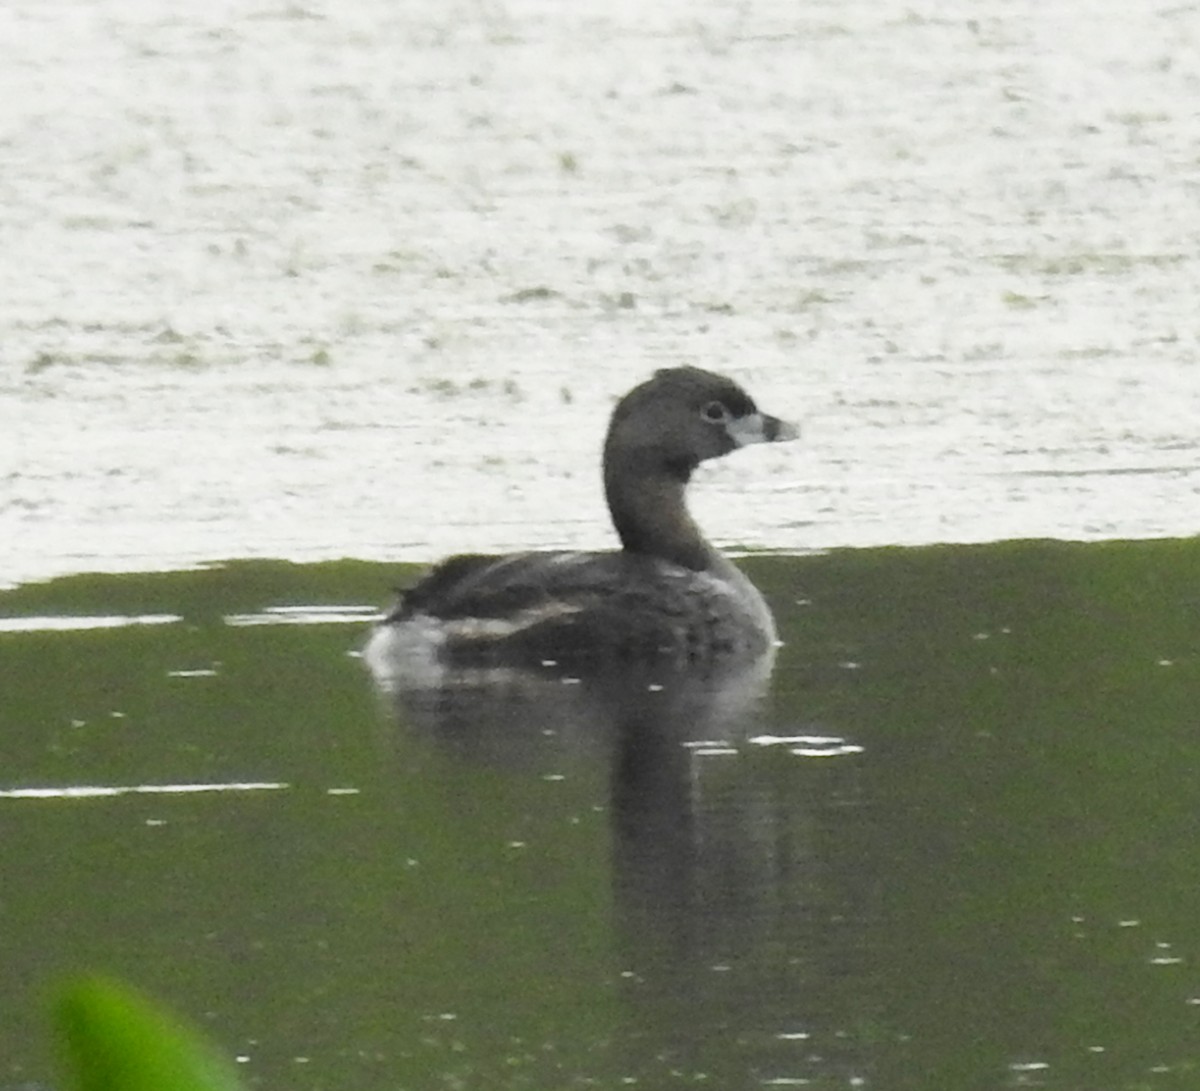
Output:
55,976,246,1091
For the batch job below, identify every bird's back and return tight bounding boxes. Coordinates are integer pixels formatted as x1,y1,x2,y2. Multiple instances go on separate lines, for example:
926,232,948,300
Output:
382,549,774,666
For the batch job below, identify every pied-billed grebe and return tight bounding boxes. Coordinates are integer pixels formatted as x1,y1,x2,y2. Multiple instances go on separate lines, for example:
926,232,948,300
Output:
366,366,798,670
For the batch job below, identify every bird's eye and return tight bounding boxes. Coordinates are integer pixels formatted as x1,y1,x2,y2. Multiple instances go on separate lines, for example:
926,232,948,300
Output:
701,401,729,423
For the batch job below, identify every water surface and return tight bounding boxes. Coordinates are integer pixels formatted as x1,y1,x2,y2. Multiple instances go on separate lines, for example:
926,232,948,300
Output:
3,542,1199,1089
2,0,1198,586
3,2,1198,1086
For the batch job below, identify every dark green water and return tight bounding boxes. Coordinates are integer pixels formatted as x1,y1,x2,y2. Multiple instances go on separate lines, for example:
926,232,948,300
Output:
2,541,1198,1090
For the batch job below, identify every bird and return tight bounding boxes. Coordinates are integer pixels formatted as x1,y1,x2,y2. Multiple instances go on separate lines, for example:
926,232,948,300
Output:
365,366,798,675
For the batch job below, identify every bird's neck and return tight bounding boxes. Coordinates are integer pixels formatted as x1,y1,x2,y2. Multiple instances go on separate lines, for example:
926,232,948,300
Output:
604,453,717,572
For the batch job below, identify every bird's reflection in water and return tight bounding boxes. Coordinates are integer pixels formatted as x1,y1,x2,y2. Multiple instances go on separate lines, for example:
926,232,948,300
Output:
369,647,873,1085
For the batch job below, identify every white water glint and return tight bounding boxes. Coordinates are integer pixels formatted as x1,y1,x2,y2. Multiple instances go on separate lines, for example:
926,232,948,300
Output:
0,614,181,633
0,782,289,800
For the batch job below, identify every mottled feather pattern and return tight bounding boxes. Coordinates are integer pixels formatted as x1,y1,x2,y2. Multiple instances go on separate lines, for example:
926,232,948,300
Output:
393,550,769,664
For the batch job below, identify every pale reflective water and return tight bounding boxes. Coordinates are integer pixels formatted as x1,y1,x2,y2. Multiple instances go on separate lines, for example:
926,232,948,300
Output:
2,0,1198,586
